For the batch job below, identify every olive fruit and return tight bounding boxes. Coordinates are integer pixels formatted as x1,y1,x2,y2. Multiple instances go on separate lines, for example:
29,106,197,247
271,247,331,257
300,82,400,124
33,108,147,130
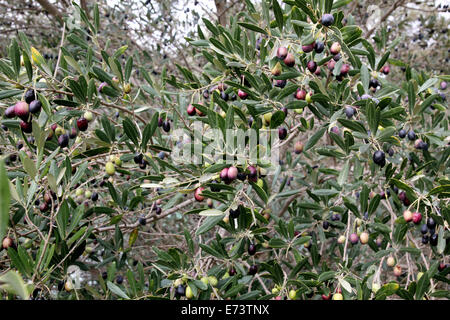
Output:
187,104,196,116
194,187,205,202
105,162,115,175
332,293,343,300
407,130,416,141
427,217,436,229
295,88,306,100
357,230,368,243
412,212,422,224
24,89,35,104
248,264,258,275
369,79,380,89
283,53,295,67
247,166,258,182
430,233,438,246
314,41,324,53
176,285,186,296
387,256,395,267
350,233,359,244
372,150,386,167
162,120,171,132
294,141,304,154
185,286,193,299
393,265,402,277
14,101,30,121
344,106,355,118
29,100,42,114
403,210,413,222
5,106,15,118
278,127,287,140
420,224,428,234
248,243,257,256
76,118,89,131
238,89,248,99
138,217,146,226
276,47,288,60
330,42,341,55
320,13,334,27
134,153,143,164
227,166,238,181
2,237,16,250
307,60,317,73
84,111,94,122
229,207,240,219
20,121,32,133
57,134,69,148
302,43,315,53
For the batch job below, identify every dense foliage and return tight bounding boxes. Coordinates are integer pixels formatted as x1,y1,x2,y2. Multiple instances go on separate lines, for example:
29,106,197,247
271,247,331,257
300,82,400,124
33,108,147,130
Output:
0,0,448,300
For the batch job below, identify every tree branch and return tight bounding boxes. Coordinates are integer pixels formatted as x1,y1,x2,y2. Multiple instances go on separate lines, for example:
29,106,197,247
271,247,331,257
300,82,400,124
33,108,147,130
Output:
35,0,64,23
365,0,406,38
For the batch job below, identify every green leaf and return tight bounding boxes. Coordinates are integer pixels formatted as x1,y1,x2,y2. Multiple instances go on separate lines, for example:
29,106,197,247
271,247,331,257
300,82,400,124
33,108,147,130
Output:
196,214,225,236
107,281,130,299
0,270,31,300
9,39,20,78
22,156,36,180
238,22,267,35
202,18,219,36
311,189,339,196
437,227,445,254
68,79,86,103
368,194,380,215
270,111,286,128
269,238,287,248
124,57,133,82
360,64,369,93
56,200,69,239
0,60,15,79
0,161,10,242
337,160,349,186
427,185,450,196
123,117,140,147
415,272,429,300
141,113,158,150
94,4,100,31
225,105,234,130
325,0,334,13
294,0,317,22
332,0,352,9
376,51,390,71
129,228,139,247
418,78,438,94
318,271,336,282
0,89,22,100
198,209,224,216
273,0,284,32
67,34,89,50
419,94,439,114
249,182,268,203
407,80,415,114
304,127,326,151
338,119,368,134
367,102,380,135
